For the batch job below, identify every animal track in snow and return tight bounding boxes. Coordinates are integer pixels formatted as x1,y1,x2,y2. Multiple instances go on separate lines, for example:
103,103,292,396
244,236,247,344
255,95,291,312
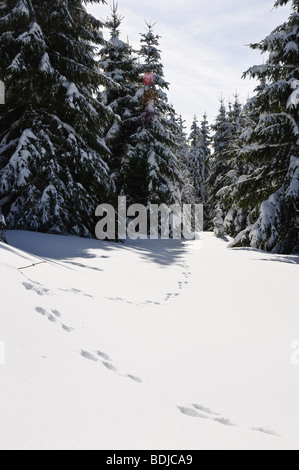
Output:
107,297,134,305
163,265,191,303
59,287,93,298
178,404,236,426
52,310,61,318
127,375,143,384
62,324,73,333
80,349,143,384
107,296,160,307
97,351,112,361
252,427,281,437
178,403,280,436
35,306,73,333
23,281,51,296
36,307,47,316
107,263,192,307
23,280,93,299
177,407,208,419
213,417,236,427
81,351,98,362
142,300,161,306
102,361,118,373
164,292,180,302
192,404,220,416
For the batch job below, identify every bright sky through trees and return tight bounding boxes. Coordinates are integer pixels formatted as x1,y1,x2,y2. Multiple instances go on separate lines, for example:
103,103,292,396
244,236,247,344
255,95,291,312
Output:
88,0,292,124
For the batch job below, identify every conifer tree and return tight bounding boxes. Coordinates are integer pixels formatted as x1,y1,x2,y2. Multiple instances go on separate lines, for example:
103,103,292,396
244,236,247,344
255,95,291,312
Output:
228,94,243,138
99,2,141,197
0,212,7,243
207,99,232,235
0,0,114,236
173,114,195,204
124,23,183,207
189,114,211,207
220,103,255,237
231,0,299,253
213,94,248,237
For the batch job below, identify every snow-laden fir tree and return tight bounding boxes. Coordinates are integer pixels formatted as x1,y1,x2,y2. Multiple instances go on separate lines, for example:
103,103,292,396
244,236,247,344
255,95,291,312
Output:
172,114,195,204
219,100,255,237
0,0,114,236
228,94,243,138
213,94,249,237
124,23,184,207
0,212,7,243
212,96,244,237
99,2,141,197
230,0,299,253
207,99,232,235
189,113,211,208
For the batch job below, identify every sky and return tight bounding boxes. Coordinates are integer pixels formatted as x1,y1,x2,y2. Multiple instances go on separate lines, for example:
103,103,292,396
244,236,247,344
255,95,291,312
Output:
87,0,292,128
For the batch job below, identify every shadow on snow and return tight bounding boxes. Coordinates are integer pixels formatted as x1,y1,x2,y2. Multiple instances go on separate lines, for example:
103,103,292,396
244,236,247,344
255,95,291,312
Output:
6,230,186,267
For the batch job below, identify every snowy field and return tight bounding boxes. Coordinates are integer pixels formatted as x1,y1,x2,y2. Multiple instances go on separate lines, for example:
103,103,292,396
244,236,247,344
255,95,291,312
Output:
0,231,299,450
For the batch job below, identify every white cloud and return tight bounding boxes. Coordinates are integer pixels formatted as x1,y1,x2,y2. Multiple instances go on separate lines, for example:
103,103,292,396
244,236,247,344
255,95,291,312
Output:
88,0,292,127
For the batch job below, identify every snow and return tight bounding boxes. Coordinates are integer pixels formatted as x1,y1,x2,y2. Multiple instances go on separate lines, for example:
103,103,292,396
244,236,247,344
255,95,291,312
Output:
18,22,44,45
8,52,26,73
110,36,125,48
0,80,4,104
284,41,298,54
237,175,249,184
66,83,81,107
286,156,299,197
13,0,30,17
287,79,299,109
0,129,37,189
247,64,269,76
41,185,57,205
39,53,54,75
0,231,298,450
249,189,282,250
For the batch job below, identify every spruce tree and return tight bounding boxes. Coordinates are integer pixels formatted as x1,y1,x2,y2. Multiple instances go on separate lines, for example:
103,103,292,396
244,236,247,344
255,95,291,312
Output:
124,23,183,207
0,212,7,243
99,2,141,197
207,99,232,235
189,113,211,207
221,101,254,237
173,114,195,204
231,0,299,253
0,0,114,236
228,94,243,138
213,94,248,237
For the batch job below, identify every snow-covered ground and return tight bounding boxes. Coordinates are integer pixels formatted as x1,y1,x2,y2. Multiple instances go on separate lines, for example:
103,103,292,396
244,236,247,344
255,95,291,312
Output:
0,231,299,450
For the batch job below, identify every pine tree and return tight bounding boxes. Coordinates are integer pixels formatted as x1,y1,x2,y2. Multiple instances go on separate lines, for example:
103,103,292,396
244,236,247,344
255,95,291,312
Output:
207,99,232,235
99,2,141,197
231,0,299,253
189,113,211,207
0,0,114,237
123,23,183,207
